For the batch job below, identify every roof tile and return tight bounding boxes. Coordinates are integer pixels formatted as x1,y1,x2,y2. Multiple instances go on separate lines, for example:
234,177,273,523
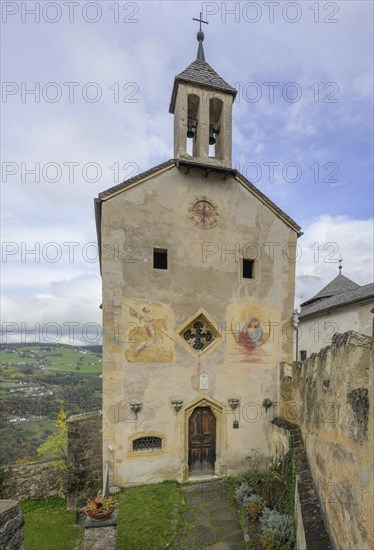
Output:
169,59,237,113
300,282,374,319
301,274,360,306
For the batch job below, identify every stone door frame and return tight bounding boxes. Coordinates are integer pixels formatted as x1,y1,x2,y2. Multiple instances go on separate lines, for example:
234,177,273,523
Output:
182,395,227,481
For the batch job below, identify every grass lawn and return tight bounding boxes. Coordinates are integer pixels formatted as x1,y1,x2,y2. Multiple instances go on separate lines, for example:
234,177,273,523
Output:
116,481,184,550
21,496,83,550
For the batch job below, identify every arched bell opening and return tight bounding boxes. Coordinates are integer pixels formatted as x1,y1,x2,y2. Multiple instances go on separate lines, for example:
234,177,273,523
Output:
187,93,200,156
209,97,223,158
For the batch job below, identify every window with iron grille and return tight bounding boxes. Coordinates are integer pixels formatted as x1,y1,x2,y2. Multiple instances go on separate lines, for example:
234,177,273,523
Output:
132,437,162,452
180,313,219,354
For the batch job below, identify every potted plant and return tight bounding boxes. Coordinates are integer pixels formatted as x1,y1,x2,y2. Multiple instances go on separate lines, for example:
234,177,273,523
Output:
83,493,118,521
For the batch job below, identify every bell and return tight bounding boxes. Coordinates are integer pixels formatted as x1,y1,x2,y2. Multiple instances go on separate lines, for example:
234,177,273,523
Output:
209,125,220,145
187,119,196,139
209,127,216,145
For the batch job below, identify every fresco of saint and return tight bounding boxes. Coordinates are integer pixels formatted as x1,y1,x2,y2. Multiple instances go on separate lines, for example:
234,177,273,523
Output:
123,300,174,362
237,315,264,351
226,302,278,364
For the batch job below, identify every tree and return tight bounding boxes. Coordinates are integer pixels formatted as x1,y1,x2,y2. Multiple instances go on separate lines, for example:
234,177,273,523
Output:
37,410,68,496
37,409,67,465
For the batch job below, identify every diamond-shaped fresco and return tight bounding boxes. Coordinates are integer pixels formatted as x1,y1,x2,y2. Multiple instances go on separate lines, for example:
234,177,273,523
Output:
179,312,221,355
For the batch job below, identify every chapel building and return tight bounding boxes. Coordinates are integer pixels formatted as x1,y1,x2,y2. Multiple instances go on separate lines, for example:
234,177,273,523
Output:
95,28,302,485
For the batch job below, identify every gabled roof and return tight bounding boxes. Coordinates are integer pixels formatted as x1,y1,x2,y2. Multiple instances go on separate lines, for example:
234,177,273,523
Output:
235,170,301,235
95,158,302,273
299,282,374,319
98,159,175,200
96,158,301,234
169,59,237,113
301,274,360,307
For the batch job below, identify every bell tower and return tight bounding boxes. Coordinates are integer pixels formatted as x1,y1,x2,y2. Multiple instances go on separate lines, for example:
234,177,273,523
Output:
169,16,237,168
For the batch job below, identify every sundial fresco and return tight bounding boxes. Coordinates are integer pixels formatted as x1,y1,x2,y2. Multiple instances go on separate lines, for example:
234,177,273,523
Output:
189,196,219,229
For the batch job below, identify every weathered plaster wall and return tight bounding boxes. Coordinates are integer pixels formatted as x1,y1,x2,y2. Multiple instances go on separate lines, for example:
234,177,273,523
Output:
279,331,373,550
101,164,298,484
298,302,373,356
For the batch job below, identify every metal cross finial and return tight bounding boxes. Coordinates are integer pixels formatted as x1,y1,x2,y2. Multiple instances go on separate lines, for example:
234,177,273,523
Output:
193,12,208,32
338,255,343,273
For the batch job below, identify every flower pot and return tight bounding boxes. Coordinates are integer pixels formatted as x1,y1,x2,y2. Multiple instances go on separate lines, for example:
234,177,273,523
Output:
87,509,115,521
83,494,118,521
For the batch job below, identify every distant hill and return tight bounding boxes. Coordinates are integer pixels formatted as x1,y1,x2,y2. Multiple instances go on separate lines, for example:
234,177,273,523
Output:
0,343,102,353
0,343,102,464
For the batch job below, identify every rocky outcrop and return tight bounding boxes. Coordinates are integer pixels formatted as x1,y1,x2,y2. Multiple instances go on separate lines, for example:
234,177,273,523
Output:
0,500,25,550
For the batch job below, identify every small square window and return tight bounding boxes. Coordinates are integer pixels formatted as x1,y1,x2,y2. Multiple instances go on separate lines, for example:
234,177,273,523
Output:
153,248,168,270
243,258,254,279
300,350,307,361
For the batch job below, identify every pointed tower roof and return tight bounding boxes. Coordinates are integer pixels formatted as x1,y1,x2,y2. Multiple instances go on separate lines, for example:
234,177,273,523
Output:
300,273,360,307
169,26,237,113
169,60,237,113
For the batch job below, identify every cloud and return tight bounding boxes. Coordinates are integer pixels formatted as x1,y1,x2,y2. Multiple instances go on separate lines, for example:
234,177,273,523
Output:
295,215,374,306
1,274,102,345
1,1,372,340
2,215,372,345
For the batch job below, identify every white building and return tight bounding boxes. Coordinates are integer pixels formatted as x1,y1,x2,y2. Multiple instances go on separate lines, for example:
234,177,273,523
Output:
298,271,373,358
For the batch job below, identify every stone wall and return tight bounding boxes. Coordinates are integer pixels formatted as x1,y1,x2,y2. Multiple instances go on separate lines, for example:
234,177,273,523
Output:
2,460,61,501
278,331,373,550
294,486,306,550
272,418,332,550
0,500,24,550
67,410,103,506
2,410,103,507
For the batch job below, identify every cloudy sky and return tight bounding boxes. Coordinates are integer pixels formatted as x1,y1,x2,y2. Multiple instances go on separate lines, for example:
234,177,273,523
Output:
1,0,373,344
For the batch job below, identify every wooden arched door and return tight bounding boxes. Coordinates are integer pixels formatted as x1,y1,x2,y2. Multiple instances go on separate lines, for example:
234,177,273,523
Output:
188,406,216,474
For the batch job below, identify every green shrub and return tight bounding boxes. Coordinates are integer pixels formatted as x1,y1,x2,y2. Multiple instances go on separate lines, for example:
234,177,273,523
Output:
235,470,251,485
260,508,295,550
81,474,102,501
37,410,67,497
245,466,284,509
260,531,288,550
235,451,287,509
246,494,265,521
234,480,252,506
283,450,295,515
